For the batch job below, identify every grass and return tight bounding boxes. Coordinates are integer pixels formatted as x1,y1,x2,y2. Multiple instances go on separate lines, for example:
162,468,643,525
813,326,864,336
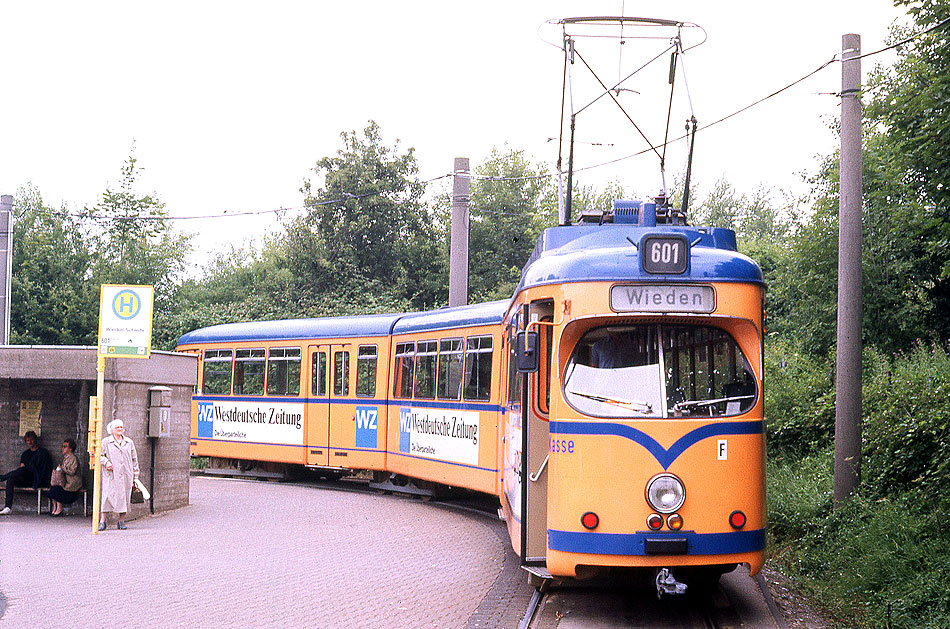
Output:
767,453,950,628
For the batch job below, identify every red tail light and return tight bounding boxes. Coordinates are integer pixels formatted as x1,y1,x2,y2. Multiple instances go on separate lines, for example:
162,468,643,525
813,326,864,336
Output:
729,510,747,529
581,511,599,530
646,513,663,530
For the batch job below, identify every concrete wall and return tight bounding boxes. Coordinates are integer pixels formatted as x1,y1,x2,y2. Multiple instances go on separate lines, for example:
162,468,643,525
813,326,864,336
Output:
0,347,197,517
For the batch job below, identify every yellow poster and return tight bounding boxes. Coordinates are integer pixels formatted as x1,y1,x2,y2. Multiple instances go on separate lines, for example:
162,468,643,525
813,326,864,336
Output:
19,400,42,436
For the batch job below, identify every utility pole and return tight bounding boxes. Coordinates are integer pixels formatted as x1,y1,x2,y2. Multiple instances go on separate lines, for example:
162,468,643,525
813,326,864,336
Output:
834,34,863,506
448,158,470,307
0,194,13,345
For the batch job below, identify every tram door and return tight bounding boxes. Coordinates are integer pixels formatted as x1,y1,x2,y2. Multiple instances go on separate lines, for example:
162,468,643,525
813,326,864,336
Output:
306,345,330,467
521,301,554,571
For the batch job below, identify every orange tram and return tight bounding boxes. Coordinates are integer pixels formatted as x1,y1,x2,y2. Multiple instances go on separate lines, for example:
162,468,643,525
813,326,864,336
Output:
176,199,766,594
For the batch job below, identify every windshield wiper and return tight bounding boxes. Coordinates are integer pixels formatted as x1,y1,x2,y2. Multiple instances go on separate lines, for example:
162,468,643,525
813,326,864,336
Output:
568,390,654,413
673,394,754,412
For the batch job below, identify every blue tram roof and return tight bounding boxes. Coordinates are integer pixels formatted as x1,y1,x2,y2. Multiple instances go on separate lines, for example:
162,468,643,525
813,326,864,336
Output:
517,224,764,293
177,301,509,347
391,300,507,335
177,312,404,346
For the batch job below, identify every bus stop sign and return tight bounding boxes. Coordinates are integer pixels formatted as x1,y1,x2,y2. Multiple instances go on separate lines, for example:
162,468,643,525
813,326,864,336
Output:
98,284,154,358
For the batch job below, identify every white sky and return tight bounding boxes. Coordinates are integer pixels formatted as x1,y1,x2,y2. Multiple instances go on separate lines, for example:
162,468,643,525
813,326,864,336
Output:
0,1,906,268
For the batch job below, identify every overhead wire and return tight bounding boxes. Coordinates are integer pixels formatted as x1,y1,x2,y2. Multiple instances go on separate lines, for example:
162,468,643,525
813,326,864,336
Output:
24,173,454,222
851,14,950,61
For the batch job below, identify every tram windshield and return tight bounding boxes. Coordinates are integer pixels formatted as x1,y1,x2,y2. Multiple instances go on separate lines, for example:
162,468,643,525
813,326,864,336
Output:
564,324,756,418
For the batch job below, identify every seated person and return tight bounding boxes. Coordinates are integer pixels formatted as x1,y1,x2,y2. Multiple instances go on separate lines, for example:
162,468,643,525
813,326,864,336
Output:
49,438,84,516
0,431,53,515
590,330,638,369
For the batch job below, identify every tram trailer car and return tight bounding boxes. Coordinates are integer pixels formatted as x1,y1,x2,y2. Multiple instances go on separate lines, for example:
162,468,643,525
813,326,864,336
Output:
177,305,507,487
176,199,766,589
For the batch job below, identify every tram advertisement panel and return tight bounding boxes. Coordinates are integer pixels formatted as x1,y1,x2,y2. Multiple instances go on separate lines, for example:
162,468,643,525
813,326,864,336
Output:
398,407,479,465
196,400,304,446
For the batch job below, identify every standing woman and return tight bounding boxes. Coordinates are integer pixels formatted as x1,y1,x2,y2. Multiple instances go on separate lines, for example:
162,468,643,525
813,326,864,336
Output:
49,438,83,516
99,419,139,530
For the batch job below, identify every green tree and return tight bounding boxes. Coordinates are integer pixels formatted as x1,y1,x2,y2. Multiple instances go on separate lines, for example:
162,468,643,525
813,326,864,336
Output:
466,149,555,301
870,1,950,213
569,180,632,219
10,185,97,345
157,241,282,347
294,121,442,311
85,153,193,349
690,178,792,244
767,126,943,355
86,154,191,291
865,1,950,341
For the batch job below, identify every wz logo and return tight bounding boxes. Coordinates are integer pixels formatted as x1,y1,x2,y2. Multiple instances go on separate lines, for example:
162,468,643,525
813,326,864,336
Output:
355,406,379,449
197,402,214,438
399,407,412,453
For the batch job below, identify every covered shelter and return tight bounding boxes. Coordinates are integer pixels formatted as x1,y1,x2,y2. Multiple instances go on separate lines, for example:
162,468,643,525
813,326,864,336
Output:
0,346,196,516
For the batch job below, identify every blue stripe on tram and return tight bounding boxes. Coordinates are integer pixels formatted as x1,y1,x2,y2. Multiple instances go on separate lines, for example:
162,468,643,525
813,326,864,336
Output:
547,528,765,556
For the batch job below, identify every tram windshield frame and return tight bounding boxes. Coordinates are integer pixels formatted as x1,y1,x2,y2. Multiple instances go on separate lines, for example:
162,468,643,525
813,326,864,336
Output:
563,323,756,419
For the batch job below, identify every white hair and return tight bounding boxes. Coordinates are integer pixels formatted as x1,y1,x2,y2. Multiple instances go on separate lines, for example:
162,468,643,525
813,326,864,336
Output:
107,419,124,435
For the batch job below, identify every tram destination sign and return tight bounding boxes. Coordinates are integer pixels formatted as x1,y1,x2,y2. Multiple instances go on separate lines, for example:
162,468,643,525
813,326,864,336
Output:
610,284,715,313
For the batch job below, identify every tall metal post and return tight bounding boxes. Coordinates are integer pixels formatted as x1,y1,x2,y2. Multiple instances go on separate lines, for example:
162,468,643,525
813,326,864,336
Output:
92,355,105,533
0,194,13,345
448,157,470,307
834,34,863,506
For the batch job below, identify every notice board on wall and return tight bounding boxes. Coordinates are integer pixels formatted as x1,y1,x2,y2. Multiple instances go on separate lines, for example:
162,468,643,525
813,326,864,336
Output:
19,400,42,436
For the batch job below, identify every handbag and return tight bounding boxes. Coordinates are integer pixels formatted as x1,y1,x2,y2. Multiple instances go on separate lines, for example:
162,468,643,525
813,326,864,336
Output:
130,482,145,504
50,468,65,487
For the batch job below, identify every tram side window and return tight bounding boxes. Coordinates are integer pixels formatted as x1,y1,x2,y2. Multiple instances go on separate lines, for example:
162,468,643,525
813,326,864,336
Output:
437,338,463,400
234,348,265,395
333,350,350,396
202,349,233,395
266,347,301,396
312,351,327,397
538,320,553,415
414,340,437,399
507,324,520,406
356,345,377,397
464,335,493,401
393,342,414,399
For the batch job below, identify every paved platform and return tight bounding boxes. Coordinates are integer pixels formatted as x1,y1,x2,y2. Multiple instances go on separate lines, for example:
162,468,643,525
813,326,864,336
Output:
0,476,532,628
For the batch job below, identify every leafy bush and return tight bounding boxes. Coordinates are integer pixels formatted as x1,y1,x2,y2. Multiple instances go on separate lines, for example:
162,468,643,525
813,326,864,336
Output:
765,337,835,456
767,342,950,628
862,342,950,502
766,452,832,541
769,457,950,629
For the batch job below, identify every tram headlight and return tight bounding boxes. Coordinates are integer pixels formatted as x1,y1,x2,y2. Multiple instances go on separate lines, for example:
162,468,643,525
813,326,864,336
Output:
645,473,685,514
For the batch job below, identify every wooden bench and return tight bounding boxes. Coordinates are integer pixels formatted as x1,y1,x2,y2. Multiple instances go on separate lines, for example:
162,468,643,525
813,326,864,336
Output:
13,486,89,516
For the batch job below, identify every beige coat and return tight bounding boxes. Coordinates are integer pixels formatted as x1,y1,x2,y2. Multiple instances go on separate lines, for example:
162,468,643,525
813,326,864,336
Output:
61,452,83,493
100,435,139,513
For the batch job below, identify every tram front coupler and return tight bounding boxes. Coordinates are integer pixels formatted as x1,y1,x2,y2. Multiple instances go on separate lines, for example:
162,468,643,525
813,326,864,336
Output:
655,568,688,598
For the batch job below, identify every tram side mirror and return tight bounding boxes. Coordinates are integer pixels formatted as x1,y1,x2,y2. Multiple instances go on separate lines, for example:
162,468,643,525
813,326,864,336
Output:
516,331,539,373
